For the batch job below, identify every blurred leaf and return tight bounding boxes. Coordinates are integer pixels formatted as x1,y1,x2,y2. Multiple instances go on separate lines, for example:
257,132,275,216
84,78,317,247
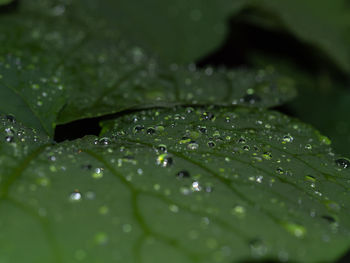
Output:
0,0,295,136
80,0,247,64
0,0,12,6
249,0,350,73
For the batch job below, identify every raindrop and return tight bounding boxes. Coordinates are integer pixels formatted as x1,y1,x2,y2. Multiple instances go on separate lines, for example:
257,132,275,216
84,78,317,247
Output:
95,137,111,145
207,141,215,148
276,167,284,175
335,158,350,169
262,152,272,160
282,135,294,143
187,142,199,150
134,125,144,133
305,175,316,182
249,239,267,257
6,115,16,123
322,215,336,223
69,190,82,202
81,164,92,170
305,144,312,150
5,136,14,143
147,127,156,135
243,94,261,104
202,112,215,121
191,181,201,192
238,137,246,144
92,168,104,179
199,127,207,134
157,144,167,153
176,170,190,178
283,222,306,238
157,154,173,167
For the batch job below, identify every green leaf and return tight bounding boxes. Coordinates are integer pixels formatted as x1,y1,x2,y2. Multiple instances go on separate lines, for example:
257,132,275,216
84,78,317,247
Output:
0,0,295,136
248,0,350,72
1,107,350,262
77,0,247,64
0,0,12,6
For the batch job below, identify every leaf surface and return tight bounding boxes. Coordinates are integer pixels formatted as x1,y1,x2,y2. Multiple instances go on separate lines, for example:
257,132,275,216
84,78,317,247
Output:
1,108,350,263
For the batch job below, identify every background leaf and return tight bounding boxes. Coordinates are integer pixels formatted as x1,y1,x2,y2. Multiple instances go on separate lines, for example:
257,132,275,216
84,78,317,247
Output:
0,0,295,135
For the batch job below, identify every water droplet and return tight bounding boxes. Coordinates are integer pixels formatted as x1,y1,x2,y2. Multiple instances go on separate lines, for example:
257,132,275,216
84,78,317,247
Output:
282,135,293,143
69,190,82,202
95,232,108,245
157,154,173,167
199,127,207,134
249,239,267,257
283,222,306,238
187,142,199,150
6,115,16,123
176,170,190,178
95,137,111,145
5,136,14,143
262,152,272,160
207,141,215,148
202,112,215,121
243,94,261,104
305,144,312,150
92,168,104,179
276,167,284,175
134,125,144,133
335,158,350,169
147,127,155,135
191,181,201,192
157,144,167,153
231,205,246,218
305,175,316,182
322,215,336,223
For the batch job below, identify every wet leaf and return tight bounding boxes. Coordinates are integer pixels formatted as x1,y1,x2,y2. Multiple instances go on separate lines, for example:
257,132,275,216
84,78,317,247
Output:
1,107,350,262
0,0,295,136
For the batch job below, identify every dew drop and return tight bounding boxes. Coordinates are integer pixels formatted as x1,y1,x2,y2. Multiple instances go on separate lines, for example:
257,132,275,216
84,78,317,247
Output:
283,222,306,238
147,127,156,135
95,137,111,145
202,112,215,121
243,94,261,104
207,141,215,148
69,190,82,202
249,239,267,257
191,181,201,192
322,215,336,223
176,170,190,178
335,158,350,169
6,115,16,123
199,127,207,134
134,125,144,133
157,144,167,153
305,144,312,150
187,142,199,150
5,136,14,143
282,135,293,143
157,154,173,167
92,168,104,179
262,152,272,160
